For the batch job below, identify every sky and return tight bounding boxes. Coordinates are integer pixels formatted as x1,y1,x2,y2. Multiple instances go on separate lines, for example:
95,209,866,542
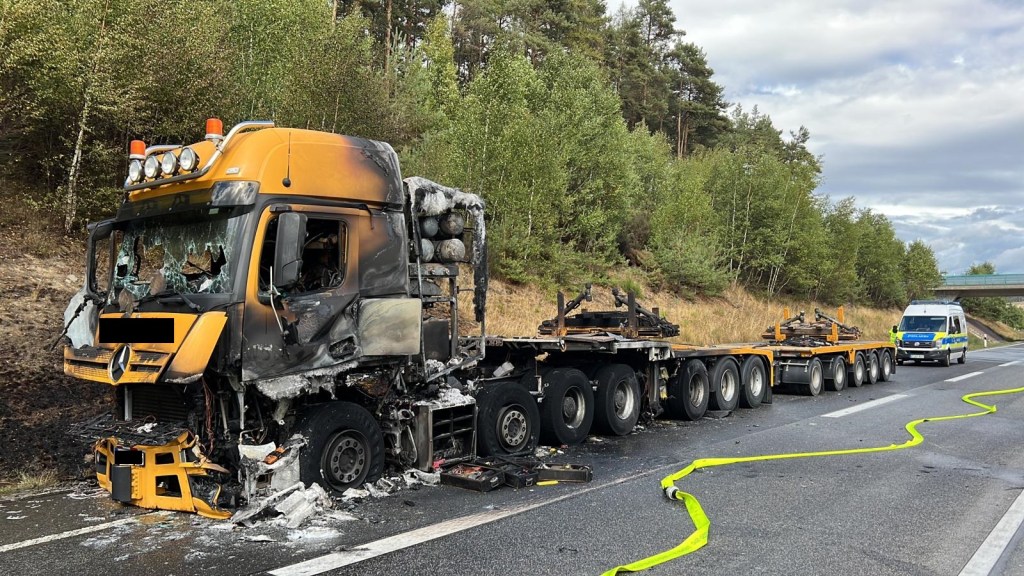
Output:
615,0,1024,274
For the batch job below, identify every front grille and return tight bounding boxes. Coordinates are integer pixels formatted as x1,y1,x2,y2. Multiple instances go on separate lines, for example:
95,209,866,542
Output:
128,384,188,422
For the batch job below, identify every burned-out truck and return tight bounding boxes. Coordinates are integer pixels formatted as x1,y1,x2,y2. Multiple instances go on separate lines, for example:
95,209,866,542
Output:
61,120,896,518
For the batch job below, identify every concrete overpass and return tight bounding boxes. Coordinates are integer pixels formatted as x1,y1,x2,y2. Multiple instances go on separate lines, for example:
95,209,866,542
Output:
933,274,1024,299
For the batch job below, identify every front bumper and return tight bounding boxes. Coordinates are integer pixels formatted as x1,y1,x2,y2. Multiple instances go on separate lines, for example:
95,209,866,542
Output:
896,347,946,361
94,431,231,519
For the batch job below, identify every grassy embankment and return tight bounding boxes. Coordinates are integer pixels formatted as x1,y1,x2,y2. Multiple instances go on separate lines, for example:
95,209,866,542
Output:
467,278,900,343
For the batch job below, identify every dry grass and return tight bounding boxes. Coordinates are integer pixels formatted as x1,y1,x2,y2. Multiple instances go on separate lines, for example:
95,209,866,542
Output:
0,470,60,496
458,274,901,344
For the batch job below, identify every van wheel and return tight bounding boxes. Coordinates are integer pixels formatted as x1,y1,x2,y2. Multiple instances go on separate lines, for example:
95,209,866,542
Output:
739,357,766,409
958,348,967,364
593,364,641,436
667,360,709,421
941,351,951,367
709,358,740,412
848,353,865,387
539,368,594,445
297,402,384,495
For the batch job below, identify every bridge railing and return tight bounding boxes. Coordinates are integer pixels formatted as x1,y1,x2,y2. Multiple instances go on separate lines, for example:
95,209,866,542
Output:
941,274,1024,286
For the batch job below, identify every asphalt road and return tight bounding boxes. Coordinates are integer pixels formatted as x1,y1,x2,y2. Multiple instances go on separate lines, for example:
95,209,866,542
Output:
3,343,1024,576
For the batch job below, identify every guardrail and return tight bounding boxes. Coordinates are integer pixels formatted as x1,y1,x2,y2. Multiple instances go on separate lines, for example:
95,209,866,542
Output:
941,274,1024,287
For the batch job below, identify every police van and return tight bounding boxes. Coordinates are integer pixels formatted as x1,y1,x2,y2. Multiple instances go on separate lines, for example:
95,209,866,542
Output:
892,300,968,366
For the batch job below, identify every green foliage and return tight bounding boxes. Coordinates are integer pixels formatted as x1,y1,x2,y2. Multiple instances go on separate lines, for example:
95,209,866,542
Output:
0,0,943,309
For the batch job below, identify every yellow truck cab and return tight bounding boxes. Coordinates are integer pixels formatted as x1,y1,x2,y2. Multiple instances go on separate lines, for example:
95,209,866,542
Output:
893,300,967,367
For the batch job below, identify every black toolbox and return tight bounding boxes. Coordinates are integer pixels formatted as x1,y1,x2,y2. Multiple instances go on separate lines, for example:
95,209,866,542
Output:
536,463,593,483
440,464,505,492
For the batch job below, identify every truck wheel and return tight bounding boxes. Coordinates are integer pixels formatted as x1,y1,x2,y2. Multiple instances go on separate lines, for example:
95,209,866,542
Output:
667,360,709,421
878,350,894,382
958,347,967,364
800,358,824,396
739,356,766,409
941,351,951,367
709,358,740,412
848,353,865,387
593,364,641,436
865,352,880,384
539,368,594,445
297,402,384,494
824,356,846,391
477,383,540,456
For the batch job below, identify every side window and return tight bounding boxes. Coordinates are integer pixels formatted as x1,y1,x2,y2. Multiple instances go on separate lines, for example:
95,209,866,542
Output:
953,317,962,334
259,215,347,295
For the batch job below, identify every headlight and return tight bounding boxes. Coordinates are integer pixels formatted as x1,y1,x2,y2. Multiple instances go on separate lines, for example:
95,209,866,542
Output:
143,155,160,179
179,147,199,171
127,159,143,183
160,151,178,176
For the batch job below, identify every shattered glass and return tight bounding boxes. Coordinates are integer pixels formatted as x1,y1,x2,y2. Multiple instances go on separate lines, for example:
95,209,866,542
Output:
112,208,248,300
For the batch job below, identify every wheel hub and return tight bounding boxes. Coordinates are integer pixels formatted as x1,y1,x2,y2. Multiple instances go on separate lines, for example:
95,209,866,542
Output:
323,432,367,488
498,406,528,450
613,381,635,419
562,389,586,429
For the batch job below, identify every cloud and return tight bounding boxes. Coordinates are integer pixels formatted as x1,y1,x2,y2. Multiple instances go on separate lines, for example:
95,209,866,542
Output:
614,0,1024,275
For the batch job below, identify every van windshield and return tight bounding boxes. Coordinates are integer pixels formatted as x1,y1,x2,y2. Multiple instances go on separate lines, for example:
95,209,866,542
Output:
898,316,947,332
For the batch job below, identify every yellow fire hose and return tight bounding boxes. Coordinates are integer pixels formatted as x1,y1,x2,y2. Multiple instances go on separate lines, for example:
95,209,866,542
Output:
603,384,1024,575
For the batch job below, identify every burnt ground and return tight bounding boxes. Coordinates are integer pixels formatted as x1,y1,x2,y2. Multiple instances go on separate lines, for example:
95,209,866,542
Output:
0,202,112,483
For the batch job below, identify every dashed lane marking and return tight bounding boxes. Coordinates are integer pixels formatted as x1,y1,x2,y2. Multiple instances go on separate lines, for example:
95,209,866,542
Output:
947,372,984,383
822,394,909,418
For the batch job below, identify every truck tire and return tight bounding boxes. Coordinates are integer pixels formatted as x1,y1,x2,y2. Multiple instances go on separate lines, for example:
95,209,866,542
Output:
709,358,740,412
879,350,894,382
824,356,847,391
848,353,865,387
539,368,594,445
865,351,880,384
297,402,384,494
799,358,824,396
477,383,540,457
667,360,709,421
739,356,767,409
593,364,641,436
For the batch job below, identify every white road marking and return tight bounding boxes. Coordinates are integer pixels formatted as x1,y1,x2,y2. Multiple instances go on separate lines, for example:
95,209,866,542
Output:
0,516,140,553
822,394,909,418
269,474,642,576
959,489,1024,576
947,371,984,383
998,360,1021,367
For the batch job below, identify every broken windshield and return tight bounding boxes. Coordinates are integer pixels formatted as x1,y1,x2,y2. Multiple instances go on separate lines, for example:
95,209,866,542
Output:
113,207,250,300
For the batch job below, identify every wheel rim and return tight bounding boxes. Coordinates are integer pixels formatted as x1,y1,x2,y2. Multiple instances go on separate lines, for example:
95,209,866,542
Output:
856,360,864,381
497,405,529,451
612,380,637,420
561,387,586,429
322,431,368,490
721,370,737,402
749,367,764,397
835,363,845,385
870,357,879,380
689,375,706,406
811,364,822,393
883,354,892,375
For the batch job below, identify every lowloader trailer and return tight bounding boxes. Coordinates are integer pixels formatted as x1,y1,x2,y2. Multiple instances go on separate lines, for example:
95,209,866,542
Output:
59,120,895,517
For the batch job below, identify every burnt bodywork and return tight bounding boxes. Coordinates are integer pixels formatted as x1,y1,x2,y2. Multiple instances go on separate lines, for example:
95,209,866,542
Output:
63,125,490,512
